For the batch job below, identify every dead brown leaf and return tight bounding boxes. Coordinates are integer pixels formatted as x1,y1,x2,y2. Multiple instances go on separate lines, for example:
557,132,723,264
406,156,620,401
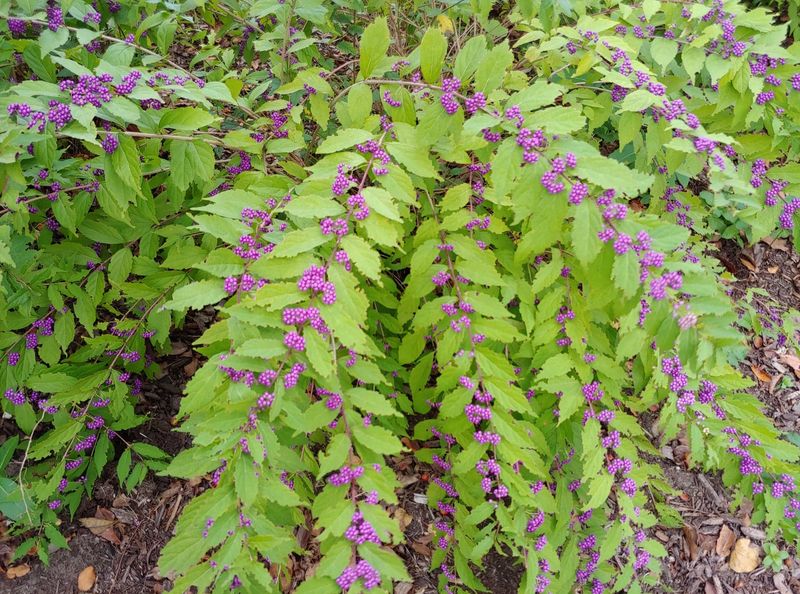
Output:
183,358,199,377
78,565,96,591
683,524,699,561
740,257,756,272
393,507,413,530
768,265,779,274
410,541,431,556
704,580,718,594
728,538,760,573
80,509,121,545
779,353,800,378
750,365,772,383
79,516,116,533
715,524,736,557
762,237,789,252
6,564,30,579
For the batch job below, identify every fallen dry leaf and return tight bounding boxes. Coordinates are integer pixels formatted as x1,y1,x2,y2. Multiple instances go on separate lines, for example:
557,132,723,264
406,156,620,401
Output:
715,524,736,557
79,516,116,534
6,563,31,580
80,510,121,545
728,538,761,573
704,580,718,594
410,541,431,556
768,265,779,274
683,524,699,561
393,507,413,530
5,564,30,579
740,257,756,272
78,565,96,591
779,353,800,378
750,365,772,383
762,237,789,252
183,358,199,377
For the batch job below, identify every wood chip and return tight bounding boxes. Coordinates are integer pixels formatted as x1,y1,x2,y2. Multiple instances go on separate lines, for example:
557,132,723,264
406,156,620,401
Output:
740,526,766,540
704,580,718,594
715,524,736,557
728,538,761,573
78,565,96,591
5,564,30,579
774,573,792,594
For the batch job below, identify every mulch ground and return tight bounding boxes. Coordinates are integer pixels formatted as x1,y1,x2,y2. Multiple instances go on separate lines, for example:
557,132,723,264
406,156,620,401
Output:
3,239,800,594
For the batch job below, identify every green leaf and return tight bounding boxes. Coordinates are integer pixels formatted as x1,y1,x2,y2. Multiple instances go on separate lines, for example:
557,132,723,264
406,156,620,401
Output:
159,107,217,131
359,18,390,79
362,187,401,221
441,184,471,212
39,28,69,56
347,388,400,417
453,35,487,82
511,80,564,111
683,46,705,79
170,140,215,191
317,128,373,154
341,235,381,281
419,28,447,84
108,247,133,286
352,424,404,456
284,195,345,218
571,200,603,266
474,41,513,95
0,478,25,522
611,251,640,298
318,434,351,478
584,474,614,510
347,84,373,126
650,38,679,72
578,155,653,196
234,457,258,507
272,227,330,258
165,280,227,311
117,448,132,485
386,142,438,178
305,328,334,378
527,106,585,134
109,134,142,191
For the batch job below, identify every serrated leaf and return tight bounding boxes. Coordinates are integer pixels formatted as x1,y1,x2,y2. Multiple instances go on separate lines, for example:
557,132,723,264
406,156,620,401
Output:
170,140,215,192
234,457,258,507
318,434,351,478
305,327,334,378
420,28,447,84
359,18,390,79
352,424,404,455
341,235,381,281
272,227,330,257
571,200,603,266
165,280,227,311
612,251,640,298
317,128,373,154
159,107,217,131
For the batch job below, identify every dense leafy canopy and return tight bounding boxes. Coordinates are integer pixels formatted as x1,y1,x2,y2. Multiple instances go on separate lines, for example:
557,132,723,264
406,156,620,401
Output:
2,0,800,592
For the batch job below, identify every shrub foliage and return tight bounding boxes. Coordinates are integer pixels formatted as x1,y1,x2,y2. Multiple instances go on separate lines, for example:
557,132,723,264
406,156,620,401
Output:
2,0,800,592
